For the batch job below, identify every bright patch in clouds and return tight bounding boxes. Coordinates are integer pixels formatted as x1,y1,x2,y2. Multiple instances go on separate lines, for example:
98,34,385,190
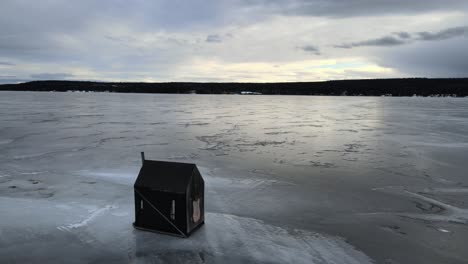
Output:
173,58,396,82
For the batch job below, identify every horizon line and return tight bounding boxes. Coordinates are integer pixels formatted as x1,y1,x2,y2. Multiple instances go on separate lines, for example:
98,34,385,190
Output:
2,76,468,85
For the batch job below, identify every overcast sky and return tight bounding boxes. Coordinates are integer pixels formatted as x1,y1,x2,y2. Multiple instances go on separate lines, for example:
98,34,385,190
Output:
1,0,467,83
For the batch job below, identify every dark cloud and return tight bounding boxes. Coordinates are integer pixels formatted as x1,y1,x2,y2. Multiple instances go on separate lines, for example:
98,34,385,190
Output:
249,0,468,18
335,36,408,49
298,45,321,55
30,73,74,80
417,26,468,41
105,35,137,43
377,37,468,77
394,32,412,39
206,34,222,43
335,26,468,49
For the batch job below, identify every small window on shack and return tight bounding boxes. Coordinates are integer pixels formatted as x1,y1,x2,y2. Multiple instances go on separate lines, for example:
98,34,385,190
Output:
192,198,201,223
170,200,176,220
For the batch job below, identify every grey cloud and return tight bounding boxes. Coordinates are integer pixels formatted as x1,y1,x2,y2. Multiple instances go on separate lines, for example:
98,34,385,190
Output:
248,0,468,18
0,1,233,64
105,35,137,43
2,1,465,49
0,1,228,33
298,45,321,55
0,61,15,66
417,26,468,41
206,34,222,43
336,26,468,49
0,32,82,63
335,36,408,49
377,37,468,77
30,73,74,80
0,77,26,84
206,33,234,43
394,32,411,39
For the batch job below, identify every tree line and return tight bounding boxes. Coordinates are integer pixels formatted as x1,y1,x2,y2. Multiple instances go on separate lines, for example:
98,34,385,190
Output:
1,78,467,96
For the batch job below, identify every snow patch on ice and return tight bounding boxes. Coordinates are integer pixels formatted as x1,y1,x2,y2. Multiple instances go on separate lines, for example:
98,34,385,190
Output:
74,170,134,185
399,191,468,224
203,175,292,190
54,204,73,210
111,211,129,217
185,213,372,263
133,212,373,263
437,228,451,233
371,187,468,225
411,142,468,148
12,151,65,160
422,187,468,194
0,139,13,145
198,166,295,191
20,171,43,175
58,205,117,230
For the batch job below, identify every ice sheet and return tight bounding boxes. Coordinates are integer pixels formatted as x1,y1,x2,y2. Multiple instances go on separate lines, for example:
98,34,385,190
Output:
1,92,468,263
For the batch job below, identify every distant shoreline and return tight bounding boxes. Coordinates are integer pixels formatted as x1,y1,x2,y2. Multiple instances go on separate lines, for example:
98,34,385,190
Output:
1,78,467,97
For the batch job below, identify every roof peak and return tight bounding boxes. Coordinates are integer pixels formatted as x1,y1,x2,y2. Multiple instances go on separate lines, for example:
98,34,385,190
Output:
143,159,196,167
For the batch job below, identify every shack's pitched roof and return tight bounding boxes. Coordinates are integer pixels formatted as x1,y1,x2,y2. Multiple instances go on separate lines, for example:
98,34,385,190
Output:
134,160,195,193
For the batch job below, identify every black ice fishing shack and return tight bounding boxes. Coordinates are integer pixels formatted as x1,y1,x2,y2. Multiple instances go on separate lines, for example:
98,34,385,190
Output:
133,152,205,237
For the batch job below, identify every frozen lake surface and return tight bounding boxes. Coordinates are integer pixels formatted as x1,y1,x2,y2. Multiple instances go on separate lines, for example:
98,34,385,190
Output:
1,91,468,263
